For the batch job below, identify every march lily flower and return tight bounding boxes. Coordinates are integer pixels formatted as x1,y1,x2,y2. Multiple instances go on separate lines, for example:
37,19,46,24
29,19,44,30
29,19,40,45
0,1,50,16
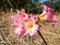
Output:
39,5,58,26
23,15,40,37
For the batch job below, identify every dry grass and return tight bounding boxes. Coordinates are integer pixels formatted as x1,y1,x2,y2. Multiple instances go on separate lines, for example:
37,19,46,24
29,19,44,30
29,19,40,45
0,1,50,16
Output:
0,11,60,45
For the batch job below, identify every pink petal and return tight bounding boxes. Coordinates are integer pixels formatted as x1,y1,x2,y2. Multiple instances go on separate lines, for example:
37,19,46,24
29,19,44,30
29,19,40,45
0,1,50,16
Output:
29,25,40,37
41,5,48,13
29,31,36,37
23,31,29,36
52,15,58,22
14,25,26,37
32,25,40,31
14,27,22,36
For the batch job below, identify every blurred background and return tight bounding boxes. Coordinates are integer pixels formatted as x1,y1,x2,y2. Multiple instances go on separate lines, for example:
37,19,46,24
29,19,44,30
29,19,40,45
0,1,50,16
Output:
0,0,60,13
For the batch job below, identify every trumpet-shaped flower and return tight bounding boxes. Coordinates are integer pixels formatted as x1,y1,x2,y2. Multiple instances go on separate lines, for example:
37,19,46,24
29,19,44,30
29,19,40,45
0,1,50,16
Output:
40,5,58,26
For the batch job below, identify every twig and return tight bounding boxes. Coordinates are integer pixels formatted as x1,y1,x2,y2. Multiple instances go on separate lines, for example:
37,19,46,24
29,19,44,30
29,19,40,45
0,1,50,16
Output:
37,30,47,45
0,29,12,45
0,34,4,41
0,34,8,45
7,0,13,8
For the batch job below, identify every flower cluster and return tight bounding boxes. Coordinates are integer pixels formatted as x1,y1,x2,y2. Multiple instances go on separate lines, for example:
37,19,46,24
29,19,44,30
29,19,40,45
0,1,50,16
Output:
11,9,40,37
11,5,58,37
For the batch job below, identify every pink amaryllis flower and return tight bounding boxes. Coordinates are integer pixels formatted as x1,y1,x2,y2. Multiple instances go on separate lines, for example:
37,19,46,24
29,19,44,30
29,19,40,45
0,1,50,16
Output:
23,15,40,37
39,5,58,26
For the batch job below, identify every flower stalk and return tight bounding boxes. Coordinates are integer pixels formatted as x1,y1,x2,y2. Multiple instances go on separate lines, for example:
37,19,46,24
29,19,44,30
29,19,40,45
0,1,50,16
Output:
37,30,47,45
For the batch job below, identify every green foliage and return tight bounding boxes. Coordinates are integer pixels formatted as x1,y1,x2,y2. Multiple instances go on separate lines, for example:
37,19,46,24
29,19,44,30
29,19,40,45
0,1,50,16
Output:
0,0,60,13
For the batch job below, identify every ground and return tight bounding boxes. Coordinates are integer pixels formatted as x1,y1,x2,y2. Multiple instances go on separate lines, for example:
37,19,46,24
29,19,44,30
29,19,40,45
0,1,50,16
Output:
0,11,60,45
